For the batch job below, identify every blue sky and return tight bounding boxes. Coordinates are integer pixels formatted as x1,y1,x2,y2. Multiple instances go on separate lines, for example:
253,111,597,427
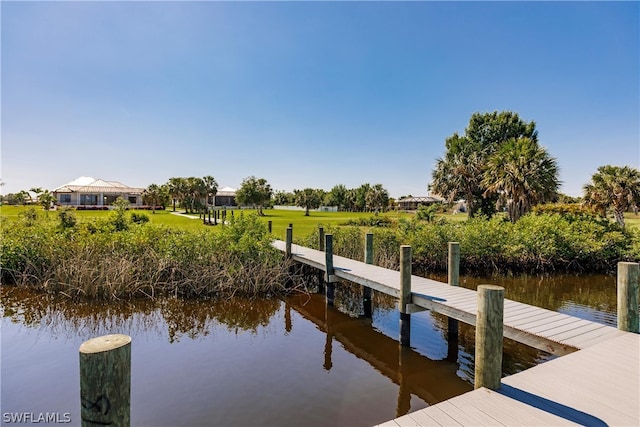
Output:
2,1,638,198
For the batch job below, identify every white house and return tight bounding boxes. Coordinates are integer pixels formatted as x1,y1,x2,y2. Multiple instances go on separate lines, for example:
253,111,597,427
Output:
53,177,145,208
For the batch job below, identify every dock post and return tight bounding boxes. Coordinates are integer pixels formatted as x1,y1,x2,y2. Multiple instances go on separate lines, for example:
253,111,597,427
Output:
617,262,639,333
318,227,325,252
317,227,325,293
448,242,460,339
475,285,504,390
399,245,412,347
325,234,335,306
268,220,272,233
285,227,292,259
363,233,374,317
79,334,131,427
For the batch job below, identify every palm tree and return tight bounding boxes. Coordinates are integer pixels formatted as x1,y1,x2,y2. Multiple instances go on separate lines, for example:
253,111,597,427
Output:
431,149,484,218
185,177,206,214
583,165,640,227
365,184,389,214
483,137,559,223
203,175,218,211
143,184,162,214
167,177,186,212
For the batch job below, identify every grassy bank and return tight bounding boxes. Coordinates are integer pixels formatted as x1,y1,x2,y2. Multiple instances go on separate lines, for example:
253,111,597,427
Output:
1,209,296,299
2,205,638,300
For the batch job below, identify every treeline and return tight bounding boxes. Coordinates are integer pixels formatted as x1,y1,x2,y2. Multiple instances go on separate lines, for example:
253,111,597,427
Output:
300,208,640,274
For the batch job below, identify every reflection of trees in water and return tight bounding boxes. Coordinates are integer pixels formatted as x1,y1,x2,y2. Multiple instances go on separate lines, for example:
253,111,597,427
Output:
1,288,281,343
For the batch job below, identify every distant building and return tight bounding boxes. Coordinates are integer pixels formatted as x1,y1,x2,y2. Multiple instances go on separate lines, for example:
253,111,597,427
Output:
53,177,144,207
397,196,442,211
213,186,237,207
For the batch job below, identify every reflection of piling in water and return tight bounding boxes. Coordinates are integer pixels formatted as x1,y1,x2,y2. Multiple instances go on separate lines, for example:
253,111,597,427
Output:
287,293,472,408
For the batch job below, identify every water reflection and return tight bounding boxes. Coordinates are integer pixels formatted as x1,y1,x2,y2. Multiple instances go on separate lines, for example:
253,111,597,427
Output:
0,272,618,426
1,287,281,343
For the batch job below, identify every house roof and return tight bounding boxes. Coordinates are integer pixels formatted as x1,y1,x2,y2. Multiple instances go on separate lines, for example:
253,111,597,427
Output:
53,177,145,194
217,186,236,197
398,196,443,203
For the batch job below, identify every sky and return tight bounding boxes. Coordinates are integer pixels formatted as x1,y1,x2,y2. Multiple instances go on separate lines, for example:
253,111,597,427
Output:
1,1,638,198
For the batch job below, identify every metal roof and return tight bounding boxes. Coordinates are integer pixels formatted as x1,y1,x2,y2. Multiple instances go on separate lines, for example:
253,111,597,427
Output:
53,177,145,194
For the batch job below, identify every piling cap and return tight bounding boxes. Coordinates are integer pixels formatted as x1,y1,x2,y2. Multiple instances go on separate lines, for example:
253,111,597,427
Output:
80,334,131,354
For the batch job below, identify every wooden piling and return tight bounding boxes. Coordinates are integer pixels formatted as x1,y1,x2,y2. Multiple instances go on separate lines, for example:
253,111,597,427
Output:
399,245,412,347
285,227,292,259
363,233,374,317
325,234,335,306
318,227,325,252
79,334,131,427
475,285,504,390
617,262,639,333
448,242,460,339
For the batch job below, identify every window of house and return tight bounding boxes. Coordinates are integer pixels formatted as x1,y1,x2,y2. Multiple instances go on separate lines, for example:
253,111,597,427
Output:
60,194,71,203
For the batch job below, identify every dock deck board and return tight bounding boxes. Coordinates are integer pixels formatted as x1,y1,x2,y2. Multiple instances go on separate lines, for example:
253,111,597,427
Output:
274,241,639,426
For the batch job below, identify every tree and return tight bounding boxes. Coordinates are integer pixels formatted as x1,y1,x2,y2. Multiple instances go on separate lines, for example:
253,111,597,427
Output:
354,183,371,211
583,165,640,228
203,175,218,211
483,137,560,222
273,190,295,206
38,190,57,212
324,184,349,211
294,188,323,216
184,177,206,214
142,184,163,214
365,184,389,214
236,176,273,215
430,111,538,218
167,177,187,212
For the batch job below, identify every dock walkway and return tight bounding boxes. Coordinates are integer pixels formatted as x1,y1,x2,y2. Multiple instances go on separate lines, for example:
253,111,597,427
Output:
381,332,639,426
274,241,626,356
274,240,639,426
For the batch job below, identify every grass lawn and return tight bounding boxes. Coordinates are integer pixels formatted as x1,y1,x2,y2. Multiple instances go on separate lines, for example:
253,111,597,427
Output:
7,204,636,237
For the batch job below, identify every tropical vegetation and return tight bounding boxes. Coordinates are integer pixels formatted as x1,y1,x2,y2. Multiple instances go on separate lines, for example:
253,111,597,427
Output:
583,165,640,228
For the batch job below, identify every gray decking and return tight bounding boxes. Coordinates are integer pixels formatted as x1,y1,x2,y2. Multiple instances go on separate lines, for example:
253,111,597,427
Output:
274,240,639,426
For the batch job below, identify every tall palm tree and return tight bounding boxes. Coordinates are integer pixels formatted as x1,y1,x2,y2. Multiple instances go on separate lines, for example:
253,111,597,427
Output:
167,177,186,212
365,184,389,214
583,165,640,227
430,149,484,217
202,175,218,211
483,137,559,223
143,184,162,214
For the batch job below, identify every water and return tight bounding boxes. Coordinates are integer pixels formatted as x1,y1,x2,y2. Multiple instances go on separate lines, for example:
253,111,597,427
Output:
0,273,618,426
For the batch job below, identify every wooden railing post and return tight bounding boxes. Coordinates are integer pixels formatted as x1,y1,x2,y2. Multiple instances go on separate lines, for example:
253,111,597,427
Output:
617,262,639,333
363,233,374,317
399,245,412,346
285,227,292,259
80,334,131,427
325,234,335,306
448,242,460,339
475,285,504,390
318,227,325,252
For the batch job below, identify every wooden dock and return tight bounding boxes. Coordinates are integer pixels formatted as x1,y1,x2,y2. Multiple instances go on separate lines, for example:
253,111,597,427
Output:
380,332,639,426
274,241,627,356
273,240,640,426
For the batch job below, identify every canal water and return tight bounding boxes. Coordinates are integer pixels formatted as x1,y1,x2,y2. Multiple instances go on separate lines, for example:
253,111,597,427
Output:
1,273,617,426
